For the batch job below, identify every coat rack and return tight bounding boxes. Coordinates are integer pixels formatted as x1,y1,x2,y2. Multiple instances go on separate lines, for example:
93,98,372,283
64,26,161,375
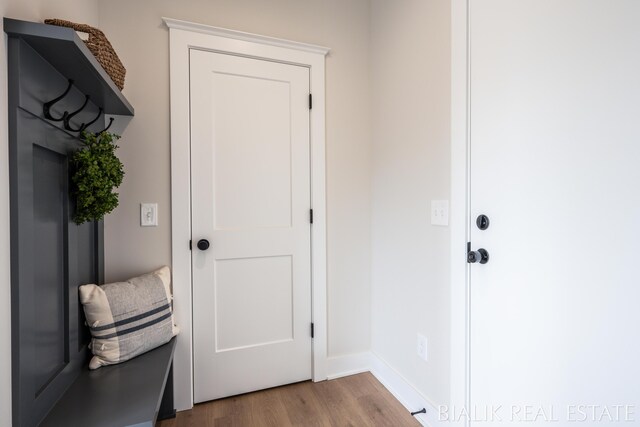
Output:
43,78,115,135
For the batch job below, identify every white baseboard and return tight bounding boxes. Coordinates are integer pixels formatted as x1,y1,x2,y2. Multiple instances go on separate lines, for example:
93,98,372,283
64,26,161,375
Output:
326,352,372,379
369,352,442,427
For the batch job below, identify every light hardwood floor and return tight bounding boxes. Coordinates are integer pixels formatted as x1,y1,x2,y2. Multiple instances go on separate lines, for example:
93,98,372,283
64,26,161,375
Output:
157,372,421,427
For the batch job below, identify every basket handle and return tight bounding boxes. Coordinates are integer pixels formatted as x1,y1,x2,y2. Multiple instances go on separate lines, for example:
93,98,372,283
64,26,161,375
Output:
44,19,105,39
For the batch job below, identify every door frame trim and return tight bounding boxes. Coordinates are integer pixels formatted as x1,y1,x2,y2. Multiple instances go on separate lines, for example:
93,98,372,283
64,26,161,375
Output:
164,17,330,411
450,1,471,426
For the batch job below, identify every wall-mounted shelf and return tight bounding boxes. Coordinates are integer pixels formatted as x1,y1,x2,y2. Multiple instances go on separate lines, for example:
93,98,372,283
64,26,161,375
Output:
4,17,134,116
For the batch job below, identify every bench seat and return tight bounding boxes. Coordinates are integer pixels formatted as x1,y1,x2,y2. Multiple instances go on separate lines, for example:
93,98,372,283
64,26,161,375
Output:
41,338,177,427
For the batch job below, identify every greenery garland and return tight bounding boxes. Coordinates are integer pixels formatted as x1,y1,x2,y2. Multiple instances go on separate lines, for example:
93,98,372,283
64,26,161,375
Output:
71,131,124,225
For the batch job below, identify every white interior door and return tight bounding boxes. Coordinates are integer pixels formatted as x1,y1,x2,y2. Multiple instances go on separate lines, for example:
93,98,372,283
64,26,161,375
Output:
190,49,312,403
469,1,640,425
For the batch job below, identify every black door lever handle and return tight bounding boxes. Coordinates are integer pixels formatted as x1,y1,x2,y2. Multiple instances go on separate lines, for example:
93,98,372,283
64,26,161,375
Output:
467,248,489,264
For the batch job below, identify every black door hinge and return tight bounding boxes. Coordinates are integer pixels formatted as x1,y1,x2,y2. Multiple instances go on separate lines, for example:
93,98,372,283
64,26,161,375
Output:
309,94,313,109
189,240,192,251
310,209,314,224
311,322,315,338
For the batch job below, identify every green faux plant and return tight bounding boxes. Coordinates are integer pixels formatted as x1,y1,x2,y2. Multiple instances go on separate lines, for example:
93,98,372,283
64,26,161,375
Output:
71,131,124,225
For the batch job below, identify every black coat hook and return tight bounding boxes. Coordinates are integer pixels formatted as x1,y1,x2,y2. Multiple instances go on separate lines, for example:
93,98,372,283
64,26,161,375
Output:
79,108,103,133
43,79,73,121
63,95,90,132
94,117,114,135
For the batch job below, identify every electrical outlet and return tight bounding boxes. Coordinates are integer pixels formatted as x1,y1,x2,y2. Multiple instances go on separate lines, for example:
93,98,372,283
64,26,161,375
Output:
140,203,158,227
417,334,428,362
431,200,449,226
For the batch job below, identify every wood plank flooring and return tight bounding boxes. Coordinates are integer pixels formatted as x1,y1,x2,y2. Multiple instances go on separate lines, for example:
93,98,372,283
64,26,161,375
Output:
157,372,421,427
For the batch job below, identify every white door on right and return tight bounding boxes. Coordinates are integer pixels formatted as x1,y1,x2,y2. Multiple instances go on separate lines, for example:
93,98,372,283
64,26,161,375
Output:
469,1,640,425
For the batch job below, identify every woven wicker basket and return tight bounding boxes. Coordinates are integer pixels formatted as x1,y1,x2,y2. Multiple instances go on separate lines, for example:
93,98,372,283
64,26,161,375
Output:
45,19,126,90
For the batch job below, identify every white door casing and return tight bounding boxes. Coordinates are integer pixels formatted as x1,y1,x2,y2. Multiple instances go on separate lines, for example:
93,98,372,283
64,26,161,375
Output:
166,18,329,410
190,49,312,402
452,1,640,425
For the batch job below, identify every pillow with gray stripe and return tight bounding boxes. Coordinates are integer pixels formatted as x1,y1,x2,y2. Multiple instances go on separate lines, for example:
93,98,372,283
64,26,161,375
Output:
79,266,179,369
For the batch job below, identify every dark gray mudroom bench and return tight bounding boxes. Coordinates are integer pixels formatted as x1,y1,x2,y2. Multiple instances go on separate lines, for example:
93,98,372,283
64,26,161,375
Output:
41,338,177,427
5,17,176,427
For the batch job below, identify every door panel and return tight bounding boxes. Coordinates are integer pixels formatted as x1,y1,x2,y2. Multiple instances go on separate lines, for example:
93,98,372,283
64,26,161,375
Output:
215,256,294,351
211,71,293,230
469,1,640,424
190,49,312,403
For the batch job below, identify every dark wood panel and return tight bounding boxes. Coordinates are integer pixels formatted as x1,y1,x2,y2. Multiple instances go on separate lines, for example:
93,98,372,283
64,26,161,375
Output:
8,37,104,427
7,16,135,427
74,222,97,350
11,109,98,427
32,145,69,396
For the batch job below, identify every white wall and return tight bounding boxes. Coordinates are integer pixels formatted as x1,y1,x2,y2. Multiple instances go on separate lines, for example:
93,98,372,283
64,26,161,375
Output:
97,0,373,359
2,0,98,24
370,0,452,407
0,0,99,419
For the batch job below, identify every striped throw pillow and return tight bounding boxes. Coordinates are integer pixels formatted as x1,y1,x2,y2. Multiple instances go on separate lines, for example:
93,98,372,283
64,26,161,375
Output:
79,266,179,369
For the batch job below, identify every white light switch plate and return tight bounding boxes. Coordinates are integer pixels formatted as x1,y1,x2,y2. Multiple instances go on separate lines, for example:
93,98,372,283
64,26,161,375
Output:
140,203,158,227
431,200,449,226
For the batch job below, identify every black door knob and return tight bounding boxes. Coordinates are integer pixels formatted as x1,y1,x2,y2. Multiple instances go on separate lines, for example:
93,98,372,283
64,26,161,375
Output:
467,248,489,264
197,239,210,251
